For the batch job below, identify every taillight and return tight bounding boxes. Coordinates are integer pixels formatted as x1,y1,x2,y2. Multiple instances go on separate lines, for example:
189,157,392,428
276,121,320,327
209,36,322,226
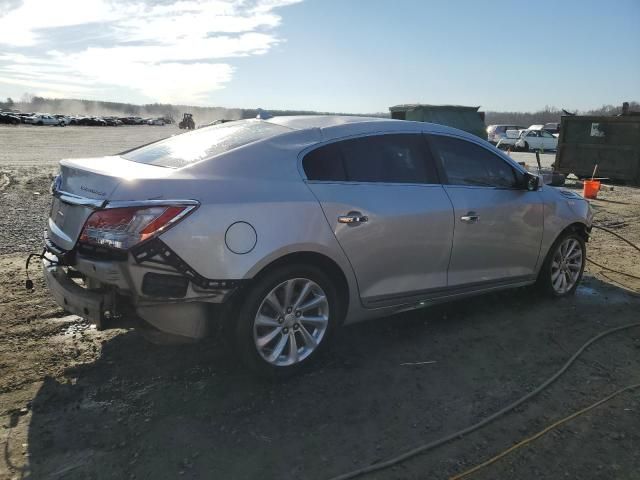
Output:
79,204,195,250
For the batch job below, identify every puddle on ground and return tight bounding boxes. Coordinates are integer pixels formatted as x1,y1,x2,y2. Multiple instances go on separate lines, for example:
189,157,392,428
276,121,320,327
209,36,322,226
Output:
576,282,634,305
577,285,599,296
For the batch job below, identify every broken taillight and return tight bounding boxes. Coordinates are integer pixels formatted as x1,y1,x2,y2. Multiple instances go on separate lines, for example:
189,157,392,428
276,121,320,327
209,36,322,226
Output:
79,204,195,250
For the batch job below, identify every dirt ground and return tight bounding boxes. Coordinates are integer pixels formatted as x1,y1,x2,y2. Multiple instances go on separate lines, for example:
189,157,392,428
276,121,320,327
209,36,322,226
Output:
1,124,639,480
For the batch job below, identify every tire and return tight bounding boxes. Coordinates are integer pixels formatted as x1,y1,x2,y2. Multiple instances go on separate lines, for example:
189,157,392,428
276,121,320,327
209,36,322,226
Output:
537,231,586,297
234,264,341,377
37,121,43,126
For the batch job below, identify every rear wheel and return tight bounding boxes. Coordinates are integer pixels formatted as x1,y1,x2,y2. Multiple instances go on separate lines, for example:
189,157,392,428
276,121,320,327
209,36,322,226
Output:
538,231,585,297
235,264,340,377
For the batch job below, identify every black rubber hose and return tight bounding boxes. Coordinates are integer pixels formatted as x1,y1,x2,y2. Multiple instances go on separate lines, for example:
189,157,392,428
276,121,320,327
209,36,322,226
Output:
328,322,640,480
592,224,640,253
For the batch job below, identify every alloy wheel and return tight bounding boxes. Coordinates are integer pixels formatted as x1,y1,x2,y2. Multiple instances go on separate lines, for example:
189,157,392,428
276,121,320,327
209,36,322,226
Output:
253,278,330,366
550,237,583,294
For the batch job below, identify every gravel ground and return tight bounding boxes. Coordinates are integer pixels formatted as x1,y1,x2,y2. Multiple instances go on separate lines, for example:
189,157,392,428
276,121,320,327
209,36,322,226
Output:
1,125,639,480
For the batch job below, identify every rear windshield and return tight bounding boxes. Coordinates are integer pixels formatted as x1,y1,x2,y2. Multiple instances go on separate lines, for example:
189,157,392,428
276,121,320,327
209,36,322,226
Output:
122,120,292,168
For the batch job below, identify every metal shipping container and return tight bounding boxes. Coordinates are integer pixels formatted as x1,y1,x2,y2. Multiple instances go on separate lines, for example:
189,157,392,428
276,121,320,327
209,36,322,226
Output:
554,114,640,184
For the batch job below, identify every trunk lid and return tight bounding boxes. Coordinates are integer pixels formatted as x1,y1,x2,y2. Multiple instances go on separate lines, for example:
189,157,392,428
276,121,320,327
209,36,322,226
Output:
48,156,173,251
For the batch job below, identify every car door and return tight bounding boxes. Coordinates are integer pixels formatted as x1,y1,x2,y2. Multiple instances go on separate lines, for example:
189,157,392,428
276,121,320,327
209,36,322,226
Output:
525,130,543,150
427,134,543,287
303,133,454,307
541,130,557,150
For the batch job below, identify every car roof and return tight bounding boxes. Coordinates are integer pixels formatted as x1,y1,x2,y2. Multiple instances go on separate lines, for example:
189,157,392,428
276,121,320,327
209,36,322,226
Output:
264,115,476,142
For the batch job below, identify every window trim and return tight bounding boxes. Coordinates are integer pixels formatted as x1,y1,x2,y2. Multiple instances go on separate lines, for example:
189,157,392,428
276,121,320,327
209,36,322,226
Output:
424,133,528,191
298,131,442,186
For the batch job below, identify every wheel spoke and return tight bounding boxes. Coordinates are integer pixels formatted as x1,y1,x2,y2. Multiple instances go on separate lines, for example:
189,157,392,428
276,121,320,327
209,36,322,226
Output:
551,269,561,282
255,314,280,328
283,280,295,309
299,324,317,349
265,291,283,315
564,271,573,288
287,332,299,364
298,295,326,312
567,251,582,261
300,314,327,326
267,334,289,363
292,281,312,310
553,272,563,290
257,327,282,348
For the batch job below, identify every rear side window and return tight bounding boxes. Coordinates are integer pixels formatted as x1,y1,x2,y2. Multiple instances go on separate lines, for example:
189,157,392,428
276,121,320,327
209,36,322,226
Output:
428,135,518,188
303,134,437,184
302,143,346,181
122,120,291,168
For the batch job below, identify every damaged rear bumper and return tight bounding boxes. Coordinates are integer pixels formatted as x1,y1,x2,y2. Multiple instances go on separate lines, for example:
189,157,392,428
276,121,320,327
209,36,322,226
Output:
43,256,112,328
41,239,242,339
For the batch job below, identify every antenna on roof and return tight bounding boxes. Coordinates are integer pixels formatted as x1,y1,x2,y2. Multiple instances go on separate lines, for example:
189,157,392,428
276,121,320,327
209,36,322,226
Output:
256,108,273,120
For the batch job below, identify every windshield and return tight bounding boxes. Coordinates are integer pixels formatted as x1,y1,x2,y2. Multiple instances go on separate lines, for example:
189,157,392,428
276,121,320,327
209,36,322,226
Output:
122,120,292,168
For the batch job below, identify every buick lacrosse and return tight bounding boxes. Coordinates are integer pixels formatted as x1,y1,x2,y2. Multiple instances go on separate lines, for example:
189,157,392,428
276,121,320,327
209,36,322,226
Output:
41,116,592,374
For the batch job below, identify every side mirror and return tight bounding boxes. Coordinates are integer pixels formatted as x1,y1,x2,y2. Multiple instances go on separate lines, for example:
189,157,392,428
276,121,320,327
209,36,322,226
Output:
524,173,541,191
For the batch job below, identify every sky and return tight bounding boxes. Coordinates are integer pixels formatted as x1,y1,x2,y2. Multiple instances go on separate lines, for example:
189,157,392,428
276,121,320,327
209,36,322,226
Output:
0,0,638,113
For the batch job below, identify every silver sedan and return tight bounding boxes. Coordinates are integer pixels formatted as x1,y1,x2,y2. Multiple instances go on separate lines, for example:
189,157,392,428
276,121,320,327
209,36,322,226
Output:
41,116,592,375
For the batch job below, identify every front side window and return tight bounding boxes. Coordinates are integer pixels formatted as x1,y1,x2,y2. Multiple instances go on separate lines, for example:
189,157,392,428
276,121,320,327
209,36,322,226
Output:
122,120,292,168
428,135,518,188
303,134,438,184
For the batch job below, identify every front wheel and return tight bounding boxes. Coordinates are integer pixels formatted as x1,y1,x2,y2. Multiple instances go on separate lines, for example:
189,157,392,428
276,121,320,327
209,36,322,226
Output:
538,231,586,296
235,264,340,377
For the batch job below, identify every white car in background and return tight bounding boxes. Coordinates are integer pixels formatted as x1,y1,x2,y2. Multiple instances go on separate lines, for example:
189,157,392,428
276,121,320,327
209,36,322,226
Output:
486,124,526,144
24,114,64,126
495,129,526,149
516,129,558,151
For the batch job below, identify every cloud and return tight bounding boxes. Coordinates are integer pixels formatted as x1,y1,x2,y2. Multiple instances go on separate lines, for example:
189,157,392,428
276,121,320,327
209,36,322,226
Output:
0,0,300,104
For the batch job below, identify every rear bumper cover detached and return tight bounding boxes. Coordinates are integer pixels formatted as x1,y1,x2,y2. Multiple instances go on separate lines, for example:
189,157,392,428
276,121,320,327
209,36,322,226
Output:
41,237,244,339
42,257,112,329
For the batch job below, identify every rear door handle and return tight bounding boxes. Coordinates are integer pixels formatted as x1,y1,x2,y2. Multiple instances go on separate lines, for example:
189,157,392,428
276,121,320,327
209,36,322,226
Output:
460,212,480,223
338,212,369,225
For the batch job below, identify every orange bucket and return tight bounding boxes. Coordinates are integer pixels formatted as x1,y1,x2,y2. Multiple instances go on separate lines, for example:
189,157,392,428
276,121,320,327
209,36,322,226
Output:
583,180,600,199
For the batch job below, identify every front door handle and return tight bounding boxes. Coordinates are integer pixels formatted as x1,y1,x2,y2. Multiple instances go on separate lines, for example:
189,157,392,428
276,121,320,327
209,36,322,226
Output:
460,212,480,224
338,212,369,225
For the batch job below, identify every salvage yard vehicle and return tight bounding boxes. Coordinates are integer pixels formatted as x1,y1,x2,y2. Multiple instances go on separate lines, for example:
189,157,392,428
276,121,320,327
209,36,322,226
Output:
486,124,526,144
516,128,558,151
178,113,195,129
495,128,525,149
40,116,592,375
0,112,21,124
24,113,64,126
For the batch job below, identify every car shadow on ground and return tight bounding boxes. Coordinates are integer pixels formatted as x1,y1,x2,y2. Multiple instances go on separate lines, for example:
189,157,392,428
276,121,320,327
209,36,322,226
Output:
23,276,640,479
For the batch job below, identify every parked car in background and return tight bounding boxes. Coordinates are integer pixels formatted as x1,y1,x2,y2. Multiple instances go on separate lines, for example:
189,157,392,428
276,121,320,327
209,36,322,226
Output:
53,114,72,125
516,129,558,151
486,124,526,144
495,129,525,149
543,123,561,137
148,118,165,126
76,117,107,126
24,114,64,126
42,116,591,375
103,117,123,126
0,112,21,124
